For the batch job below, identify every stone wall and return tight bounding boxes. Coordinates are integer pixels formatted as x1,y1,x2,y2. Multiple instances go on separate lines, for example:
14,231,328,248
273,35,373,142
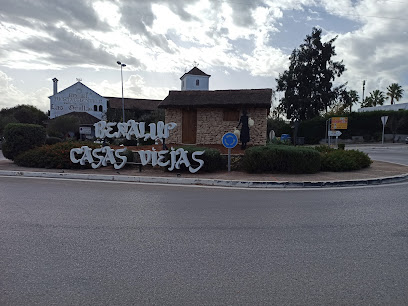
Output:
165,108,182,144
165,107,268,146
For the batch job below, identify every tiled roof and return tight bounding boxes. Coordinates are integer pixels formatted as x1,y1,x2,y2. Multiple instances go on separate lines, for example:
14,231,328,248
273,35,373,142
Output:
49,112,100,125
105,97,161,111
159,89,272,109
180,67,211,80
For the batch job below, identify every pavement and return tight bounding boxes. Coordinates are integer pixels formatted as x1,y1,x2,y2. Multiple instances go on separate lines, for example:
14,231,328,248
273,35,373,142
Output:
1,147,408,188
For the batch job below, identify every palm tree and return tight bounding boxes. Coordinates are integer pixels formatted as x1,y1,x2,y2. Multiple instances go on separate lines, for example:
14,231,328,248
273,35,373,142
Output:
386,83,404,105
370,90,386,106
361,90,386,108
348,90,359,112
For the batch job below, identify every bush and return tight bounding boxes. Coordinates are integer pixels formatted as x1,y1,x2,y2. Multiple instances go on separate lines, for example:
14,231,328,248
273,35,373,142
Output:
174,146,223,172
14,141,98,169
2,123,46,160
338,143,345,150
45,137,63,145
320,149,371,171
242,144,321,174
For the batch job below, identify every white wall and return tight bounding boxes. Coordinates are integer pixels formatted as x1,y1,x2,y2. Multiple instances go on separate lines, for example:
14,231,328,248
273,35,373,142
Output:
49,82,107,119
181,75,209,91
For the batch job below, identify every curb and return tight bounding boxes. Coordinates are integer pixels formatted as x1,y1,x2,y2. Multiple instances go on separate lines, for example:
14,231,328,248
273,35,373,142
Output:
1,170,408,188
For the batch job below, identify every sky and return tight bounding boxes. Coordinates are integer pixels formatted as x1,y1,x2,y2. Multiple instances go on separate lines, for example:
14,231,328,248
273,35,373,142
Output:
0,0,407,113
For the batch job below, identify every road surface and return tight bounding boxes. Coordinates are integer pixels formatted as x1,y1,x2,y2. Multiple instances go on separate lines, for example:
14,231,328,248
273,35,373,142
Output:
1,176,407,305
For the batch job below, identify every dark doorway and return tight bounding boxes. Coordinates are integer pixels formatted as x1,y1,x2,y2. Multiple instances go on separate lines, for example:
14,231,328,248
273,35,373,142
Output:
182,109,197,144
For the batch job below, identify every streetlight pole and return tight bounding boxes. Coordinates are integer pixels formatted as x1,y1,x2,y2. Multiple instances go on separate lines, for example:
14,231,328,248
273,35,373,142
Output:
117,61,126,122
362,80,366,104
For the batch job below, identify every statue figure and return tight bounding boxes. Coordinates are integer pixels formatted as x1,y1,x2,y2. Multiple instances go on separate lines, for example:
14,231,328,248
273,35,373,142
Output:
237,109,250,149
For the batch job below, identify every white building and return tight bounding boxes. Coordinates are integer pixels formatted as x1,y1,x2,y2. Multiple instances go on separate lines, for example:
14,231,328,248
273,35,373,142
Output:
49,78,107,120
358,102,408,112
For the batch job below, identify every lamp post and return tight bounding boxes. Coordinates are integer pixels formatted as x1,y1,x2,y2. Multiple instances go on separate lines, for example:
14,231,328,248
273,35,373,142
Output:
362,80,366,104
117,61,126,122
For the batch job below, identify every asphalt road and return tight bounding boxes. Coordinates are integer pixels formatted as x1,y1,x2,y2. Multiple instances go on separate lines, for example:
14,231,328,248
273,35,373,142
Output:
1,177,408,305
348,144,408,166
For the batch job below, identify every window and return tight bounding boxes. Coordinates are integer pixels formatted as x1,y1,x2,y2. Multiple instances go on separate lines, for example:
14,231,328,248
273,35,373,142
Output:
223,109,240,121
99,105,103,112
94,105,97,111
196,79,199,86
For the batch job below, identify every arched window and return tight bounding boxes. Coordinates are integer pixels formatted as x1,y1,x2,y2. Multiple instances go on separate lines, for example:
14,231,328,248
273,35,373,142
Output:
94,105,97,111
99,105,103,112
196,79,199,86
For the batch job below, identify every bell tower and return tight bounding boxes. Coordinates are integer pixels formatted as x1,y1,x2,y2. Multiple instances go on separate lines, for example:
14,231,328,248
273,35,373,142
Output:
180,66,210,91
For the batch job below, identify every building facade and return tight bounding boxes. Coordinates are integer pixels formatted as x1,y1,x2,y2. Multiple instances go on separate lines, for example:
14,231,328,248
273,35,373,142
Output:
160,67,272,146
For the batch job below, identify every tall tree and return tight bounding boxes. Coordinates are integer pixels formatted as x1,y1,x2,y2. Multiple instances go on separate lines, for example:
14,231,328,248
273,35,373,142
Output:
338,89,359,113
276,27,345,122
386,83,404,105
361,90,386,107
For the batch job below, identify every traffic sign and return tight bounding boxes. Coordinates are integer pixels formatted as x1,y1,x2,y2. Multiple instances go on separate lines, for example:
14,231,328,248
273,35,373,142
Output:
222,132,238,149
381,116,388,125
331,117,348,130
328,130,342,137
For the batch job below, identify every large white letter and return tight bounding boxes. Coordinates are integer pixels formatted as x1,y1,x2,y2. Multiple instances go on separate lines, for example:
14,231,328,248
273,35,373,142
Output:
79,146,94,165
189,151,205,173
138,150,152,166
105,122,117,138
167,147,180,171
70,147,83,163
114,148,128,169
157,150,170,167
94,121,107,138
102,146,116,166
164,122,177,138
116,122,129,138
91,148,104,169
175,148,191,169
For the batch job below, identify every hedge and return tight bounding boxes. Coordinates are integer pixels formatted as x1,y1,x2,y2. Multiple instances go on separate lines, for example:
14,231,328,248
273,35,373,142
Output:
242,144,321,173
2,123,46,160
14,141,98,169
317,147,372,171
174,146,223,172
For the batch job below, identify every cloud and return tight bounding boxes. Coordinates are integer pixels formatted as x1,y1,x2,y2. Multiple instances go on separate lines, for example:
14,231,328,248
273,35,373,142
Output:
92,74,172,100
0,0,108,31
326,0,408,94
0,70,51,111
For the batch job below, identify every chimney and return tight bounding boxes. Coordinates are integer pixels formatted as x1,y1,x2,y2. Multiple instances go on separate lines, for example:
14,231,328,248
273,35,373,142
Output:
52,78,58,95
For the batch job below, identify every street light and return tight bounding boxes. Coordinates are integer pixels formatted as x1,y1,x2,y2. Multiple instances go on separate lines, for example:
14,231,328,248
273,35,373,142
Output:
117,61,126,122
362,80,366,104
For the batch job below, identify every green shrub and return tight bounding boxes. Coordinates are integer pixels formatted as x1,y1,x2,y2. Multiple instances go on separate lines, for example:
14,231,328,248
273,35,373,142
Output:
14,141,98,169
320,149,371,171
45,137,63,145
2,123,46,160
337,143,345,150
242,144,321,173
313,145,336,154
174,146,223,172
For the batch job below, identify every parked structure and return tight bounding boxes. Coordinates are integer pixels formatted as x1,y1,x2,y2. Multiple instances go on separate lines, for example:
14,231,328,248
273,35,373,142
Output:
159,67,272,145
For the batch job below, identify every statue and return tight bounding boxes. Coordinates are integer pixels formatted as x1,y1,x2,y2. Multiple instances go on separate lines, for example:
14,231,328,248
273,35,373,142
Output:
237,109,250,149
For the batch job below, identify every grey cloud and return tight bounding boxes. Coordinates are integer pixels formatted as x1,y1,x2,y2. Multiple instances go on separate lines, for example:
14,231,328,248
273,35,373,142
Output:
117,0,200,52
15,26,142,69
0,0,109,31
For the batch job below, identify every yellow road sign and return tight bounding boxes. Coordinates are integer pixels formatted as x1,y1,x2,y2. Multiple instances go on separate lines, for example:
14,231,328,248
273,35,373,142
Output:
331,117,348,130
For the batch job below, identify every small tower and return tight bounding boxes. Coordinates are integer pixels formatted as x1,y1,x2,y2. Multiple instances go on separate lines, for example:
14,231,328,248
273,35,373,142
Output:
180,66,211,91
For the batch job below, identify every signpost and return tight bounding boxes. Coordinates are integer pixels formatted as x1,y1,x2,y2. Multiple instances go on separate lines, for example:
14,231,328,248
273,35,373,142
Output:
328,130,342,137
222,132,238,172
328,130,342,146
331,117,348,130
381,116,388,144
